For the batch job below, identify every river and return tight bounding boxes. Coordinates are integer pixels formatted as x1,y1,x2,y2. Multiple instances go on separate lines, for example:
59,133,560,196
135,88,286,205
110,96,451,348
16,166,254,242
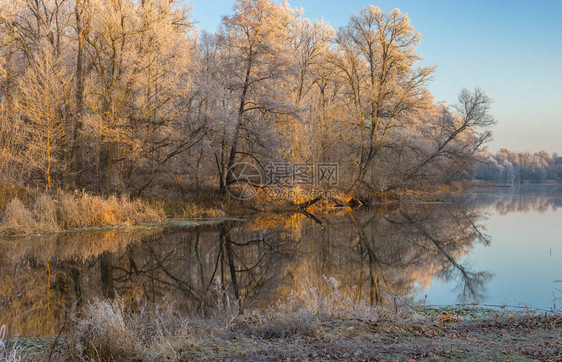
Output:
1,184,561,337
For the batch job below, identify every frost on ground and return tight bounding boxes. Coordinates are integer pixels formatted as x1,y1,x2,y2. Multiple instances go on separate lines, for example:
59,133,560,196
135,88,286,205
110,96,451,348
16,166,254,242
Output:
1,325,24,362
7,278,562,361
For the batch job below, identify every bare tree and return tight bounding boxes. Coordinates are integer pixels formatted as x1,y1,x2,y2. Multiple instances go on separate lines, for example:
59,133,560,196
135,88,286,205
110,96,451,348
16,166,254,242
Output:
0,1,496,198
218,0,298,193
18,52,70,188
333,6,435,192
387,88,495,190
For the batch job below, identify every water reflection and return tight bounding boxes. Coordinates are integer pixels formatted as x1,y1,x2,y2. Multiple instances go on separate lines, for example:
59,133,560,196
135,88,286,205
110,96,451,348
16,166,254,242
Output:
466,184,562,214
1,185,559,337
0,229,159,337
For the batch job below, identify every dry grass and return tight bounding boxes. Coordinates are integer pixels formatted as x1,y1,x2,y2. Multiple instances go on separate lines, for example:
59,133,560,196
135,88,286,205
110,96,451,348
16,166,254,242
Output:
69,298,191,361
275,276,387,320
0,325,24,362
436,181,464,193
0,184,229,235
181,201,225,218
57,192,164,229
151,199,225,218
0,192,165,235
0,183,37,212
70,298,137,360
13,277,562,360
33,195,60,233
0,199,38,235
64,278,413,360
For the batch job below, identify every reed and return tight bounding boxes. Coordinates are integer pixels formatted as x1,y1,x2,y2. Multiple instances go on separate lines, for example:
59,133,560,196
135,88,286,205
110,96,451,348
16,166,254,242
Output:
0,192,165,235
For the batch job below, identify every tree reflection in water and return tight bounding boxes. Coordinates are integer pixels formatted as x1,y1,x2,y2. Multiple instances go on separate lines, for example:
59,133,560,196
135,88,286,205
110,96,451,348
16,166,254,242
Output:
0,200,495,337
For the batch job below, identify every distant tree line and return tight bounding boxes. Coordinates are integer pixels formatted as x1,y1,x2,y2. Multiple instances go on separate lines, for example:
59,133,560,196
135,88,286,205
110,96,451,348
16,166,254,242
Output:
0,0,494,197
475,149,562,183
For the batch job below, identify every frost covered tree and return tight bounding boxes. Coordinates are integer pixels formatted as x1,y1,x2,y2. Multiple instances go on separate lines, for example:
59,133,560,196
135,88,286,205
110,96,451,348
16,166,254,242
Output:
388,88,495,189
18,53,71,189
333,6,435,191
218,0,298,193
0,0,497,198
476,148,561,182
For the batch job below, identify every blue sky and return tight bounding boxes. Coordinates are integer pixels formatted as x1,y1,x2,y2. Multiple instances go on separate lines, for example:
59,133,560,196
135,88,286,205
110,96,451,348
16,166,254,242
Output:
190,0,562,154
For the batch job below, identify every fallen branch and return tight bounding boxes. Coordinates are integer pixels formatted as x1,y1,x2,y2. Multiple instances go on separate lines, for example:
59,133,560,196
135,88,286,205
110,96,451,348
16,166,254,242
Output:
292,196,323,209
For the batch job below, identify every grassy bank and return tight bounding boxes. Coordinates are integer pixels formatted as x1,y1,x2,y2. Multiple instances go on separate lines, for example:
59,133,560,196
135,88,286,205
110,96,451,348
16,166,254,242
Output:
0,180,515,236
0,184,227,235
0,184,346,235
0,193,164,235
2,283,561,361
3,304,561,360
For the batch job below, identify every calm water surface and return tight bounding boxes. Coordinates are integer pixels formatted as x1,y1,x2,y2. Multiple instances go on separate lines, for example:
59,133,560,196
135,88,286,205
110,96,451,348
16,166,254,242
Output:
1,185,561,337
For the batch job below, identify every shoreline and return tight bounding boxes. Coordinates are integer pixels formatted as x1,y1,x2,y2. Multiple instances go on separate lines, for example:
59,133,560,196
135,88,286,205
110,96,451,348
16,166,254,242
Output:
0,217,244,239
4,305,561,360
0,180,545,237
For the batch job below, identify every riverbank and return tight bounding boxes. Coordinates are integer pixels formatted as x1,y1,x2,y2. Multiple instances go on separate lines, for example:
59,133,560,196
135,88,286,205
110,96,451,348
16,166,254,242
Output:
0,184,231,235
3,302,560,361
0,181,506,236
1,184,561,360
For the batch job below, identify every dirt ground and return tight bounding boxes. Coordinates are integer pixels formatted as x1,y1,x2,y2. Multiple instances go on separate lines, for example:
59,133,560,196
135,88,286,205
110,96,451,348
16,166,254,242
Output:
192,313,562,361
8,308,562,361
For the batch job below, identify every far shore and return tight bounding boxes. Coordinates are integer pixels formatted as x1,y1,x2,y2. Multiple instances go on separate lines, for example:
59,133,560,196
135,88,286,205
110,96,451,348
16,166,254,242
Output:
1,180,560,237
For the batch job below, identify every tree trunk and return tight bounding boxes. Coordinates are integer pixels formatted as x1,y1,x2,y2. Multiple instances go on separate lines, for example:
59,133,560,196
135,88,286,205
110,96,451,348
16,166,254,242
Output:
222,55,253,195
68,1,86,187
100,143,115,192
